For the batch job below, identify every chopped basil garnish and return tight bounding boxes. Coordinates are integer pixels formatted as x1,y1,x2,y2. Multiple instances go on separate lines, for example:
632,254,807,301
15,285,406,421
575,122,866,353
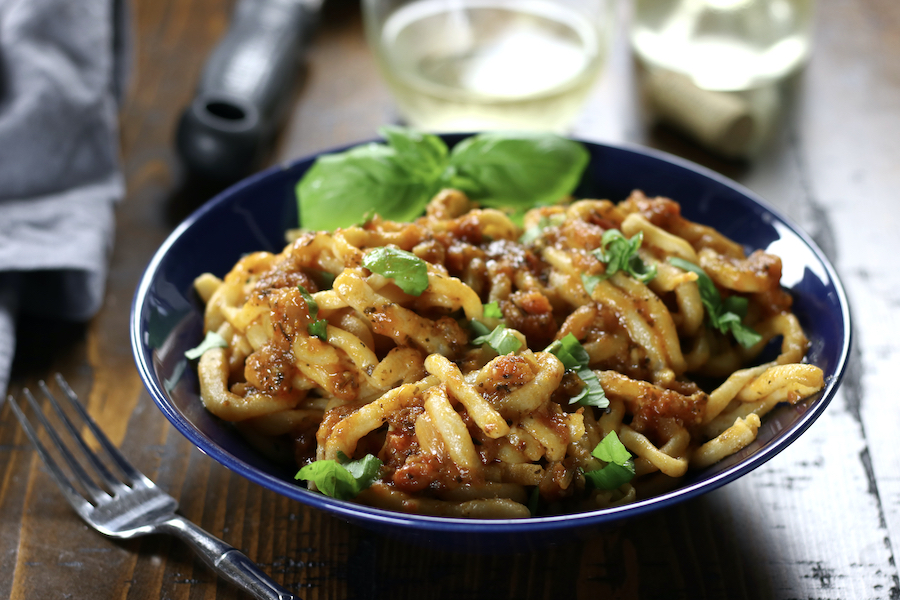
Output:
295,452,383,500
184,331,228,360
519,213,567,245
362,246,429,296
545,333,608,409
483,301,503,319
298,284,328,340
472,323,522,355
591,229,657,285
584,431,635,490
668,257,763,348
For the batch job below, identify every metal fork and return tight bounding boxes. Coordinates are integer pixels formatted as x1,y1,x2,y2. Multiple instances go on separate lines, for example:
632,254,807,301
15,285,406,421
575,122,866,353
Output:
7,374,300,600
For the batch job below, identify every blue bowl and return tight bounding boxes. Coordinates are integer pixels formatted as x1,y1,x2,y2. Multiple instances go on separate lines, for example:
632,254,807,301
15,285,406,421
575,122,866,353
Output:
131,136,851,550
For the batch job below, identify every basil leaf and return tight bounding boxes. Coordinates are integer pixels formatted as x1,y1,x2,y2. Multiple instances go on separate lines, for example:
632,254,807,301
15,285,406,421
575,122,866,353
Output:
667,257,762,348
669,256,718,299
545,333,589,370
379,125,448,181
298,285,328,340
308,320,328,340
341,454,383,489
297,142,439,231
472,324,522,355
185,331,228,360
581,273,604,296
483,301,503,319
519,213,567,245
443,132,589,210
295,454,383,500
593,229,657,284
469,319,492,338
362,247,429,296
731,322,764,347
568,369,607,408
296,128,589,231
585,461,635,491
545,333,608,409
585,431,635,491
592,430,631,464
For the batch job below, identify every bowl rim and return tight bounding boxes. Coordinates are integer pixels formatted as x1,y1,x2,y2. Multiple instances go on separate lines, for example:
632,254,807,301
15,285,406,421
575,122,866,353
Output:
131,136,852,535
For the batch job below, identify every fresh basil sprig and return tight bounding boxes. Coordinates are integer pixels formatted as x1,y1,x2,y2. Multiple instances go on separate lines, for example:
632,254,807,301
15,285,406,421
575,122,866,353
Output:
298,285,328,340
362,247,429,296
295,452,383,500
545,333,608,409
296,126,589,231
583,230,657,295
668,257,762,348
584,431,635,490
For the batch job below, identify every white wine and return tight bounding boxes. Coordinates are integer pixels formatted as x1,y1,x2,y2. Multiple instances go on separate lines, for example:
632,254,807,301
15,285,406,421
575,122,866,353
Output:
631,0,814,91
369,0,608,132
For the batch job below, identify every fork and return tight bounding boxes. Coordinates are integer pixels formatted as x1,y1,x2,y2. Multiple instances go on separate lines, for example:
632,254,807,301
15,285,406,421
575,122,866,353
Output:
7,374,300,600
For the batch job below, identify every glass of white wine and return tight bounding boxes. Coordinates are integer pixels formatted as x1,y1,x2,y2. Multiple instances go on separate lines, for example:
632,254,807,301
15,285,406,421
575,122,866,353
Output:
362,0,614,133
631,0,816,92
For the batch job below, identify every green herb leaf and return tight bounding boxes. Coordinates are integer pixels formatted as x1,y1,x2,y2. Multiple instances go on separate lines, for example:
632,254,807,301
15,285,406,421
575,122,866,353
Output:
307,320,328,340
379,125,448,181
310,269,336,290
593,229,657,284
473,324,522,355
545,333,590,370
296,128,589,231
569,369,607,408
362,247,429,296
585,431,635,491
295,453,383,500
592,430,632,464
469,319,492,338
667,257,763,348
298,285,329,340
296,142,441,231
519,213,567,245
730,320,764,347
443,132,589,211
483,301,503,319
545,333,608,409
185,331,228,360
585,461,635,491
581,273,604,296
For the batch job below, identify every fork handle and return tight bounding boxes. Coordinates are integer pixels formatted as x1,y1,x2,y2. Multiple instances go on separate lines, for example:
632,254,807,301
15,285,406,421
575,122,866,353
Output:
163,515,299,600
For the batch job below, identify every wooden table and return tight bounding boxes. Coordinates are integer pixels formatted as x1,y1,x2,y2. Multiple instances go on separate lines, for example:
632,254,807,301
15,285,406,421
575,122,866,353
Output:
3,0,898,598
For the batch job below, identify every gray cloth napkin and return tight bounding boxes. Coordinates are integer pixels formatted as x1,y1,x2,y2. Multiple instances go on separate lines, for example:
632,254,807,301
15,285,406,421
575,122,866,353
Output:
0,0,129,398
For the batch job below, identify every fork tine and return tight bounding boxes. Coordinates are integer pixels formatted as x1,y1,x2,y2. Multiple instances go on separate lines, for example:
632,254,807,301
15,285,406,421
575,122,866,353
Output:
21,386,115,504
52,374,151,488
38,379,129,496
7,392,95,514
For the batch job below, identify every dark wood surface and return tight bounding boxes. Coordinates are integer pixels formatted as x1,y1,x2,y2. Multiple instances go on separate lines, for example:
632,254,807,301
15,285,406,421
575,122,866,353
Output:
3,0,899,598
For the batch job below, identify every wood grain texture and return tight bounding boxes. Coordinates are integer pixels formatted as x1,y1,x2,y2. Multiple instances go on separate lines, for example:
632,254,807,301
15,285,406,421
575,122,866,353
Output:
3,0,899,598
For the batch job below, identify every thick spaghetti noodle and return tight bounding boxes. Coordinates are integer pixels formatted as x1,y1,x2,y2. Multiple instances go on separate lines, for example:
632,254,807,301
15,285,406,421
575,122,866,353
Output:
192,189,824,517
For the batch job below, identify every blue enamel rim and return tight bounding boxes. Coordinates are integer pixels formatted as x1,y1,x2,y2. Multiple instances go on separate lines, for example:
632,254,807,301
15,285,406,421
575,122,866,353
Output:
131,136,851,543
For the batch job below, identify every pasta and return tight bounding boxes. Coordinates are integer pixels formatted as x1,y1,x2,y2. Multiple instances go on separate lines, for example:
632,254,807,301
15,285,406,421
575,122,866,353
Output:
192,188,825,517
